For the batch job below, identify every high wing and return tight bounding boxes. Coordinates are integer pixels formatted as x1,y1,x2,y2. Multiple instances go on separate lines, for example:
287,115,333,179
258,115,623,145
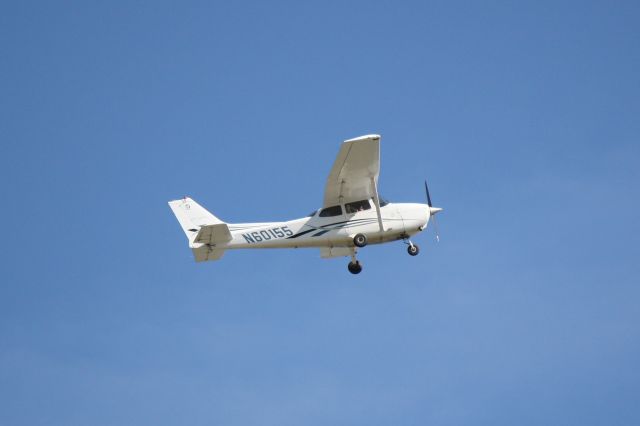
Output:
323,134,381,207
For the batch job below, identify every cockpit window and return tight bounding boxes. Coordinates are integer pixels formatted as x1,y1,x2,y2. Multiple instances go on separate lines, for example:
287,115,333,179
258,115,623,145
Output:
307,210,317,217
319,205,342,217
379,196,389,207
345,199,371,214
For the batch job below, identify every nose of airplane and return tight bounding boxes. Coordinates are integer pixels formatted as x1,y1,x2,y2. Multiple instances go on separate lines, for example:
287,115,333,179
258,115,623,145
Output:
430,207,443,215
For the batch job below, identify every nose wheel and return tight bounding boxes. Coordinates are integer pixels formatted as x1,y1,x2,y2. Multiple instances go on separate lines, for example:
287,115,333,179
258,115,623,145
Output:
406,241,420,256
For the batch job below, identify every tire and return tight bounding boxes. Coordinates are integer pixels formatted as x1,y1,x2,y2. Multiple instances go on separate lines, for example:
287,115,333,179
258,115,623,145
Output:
353,233,367,248
407,244,420,256
348,261,363,274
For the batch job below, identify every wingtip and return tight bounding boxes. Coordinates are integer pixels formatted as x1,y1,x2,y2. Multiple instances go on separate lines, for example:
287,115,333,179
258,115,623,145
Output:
344,134,381,143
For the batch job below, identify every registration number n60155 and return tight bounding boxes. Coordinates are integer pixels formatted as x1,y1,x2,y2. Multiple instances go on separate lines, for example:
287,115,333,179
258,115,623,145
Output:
241,226,293,244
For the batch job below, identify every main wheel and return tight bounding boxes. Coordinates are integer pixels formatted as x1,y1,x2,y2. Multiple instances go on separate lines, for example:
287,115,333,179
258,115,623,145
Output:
353,233,368,248
348,261,363,274
407,244,420,256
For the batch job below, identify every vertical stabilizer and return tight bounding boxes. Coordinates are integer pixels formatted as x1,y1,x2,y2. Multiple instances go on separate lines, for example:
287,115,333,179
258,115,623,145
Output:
168,197,224,239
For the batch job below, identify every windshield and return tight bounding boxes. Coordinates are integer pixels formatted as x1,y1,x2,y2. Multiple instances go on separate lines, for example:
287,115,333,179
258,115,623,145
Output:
319,205,343,217
378,196,389,207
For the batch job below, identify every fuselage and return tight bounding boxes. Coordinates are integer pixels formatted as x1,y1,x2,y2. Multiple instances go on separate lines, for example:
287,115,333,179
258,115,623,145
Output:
219,201,431,250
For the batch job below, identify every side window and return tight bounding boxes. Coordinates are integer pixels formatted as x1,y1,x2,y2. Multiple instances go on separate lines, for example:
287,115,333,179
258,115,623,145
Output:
345,200,371,214
319,205,342,217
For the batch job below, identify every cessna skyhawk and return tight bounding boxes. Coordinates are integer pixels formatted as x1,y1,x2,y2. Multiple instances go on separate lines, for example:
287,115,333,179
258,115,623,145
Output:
169,134,442,274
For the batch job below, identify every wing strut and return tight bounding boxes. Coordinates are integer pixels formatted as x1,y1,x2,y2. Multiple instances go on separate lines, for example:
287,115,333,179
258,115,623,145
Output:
370,177,385,232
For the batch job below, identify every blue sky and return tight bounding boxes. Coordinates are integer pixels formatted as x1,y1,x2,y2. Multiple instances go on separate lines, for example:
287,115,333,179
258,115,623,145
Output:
1,1,639,425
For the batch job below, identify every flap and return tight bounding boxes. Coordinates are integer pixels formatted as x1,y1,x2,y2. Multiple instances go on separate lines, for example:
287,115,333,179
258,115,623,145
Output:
320,247,353,258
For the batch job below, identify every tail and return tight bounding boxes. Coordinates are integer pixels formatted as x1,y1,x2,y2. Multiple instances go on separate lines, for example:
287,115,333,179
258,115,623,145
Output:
168,197,231,262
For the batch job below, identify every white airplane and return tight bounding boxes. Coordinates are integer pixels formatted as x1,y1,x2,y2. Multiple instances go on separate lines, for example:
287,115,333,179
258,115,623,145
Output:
168,134,442,274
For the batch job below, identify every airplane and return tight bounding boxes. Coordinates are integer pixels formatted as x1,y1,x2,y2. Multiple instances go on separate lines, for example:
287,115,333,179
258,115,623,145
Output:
168,134,442,274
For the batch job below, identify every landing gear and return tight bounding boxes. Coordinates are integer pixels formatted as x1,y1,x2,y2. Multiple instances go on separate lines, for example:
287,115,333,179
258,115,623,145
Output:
407,243,420,256
348,260,363,274
353,233,367,248
347,249,363,274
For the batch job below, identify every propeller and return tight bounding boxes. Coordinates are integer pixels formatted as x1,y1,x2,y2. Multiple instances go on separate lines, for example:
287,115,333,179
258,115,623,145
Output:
424,180,442,242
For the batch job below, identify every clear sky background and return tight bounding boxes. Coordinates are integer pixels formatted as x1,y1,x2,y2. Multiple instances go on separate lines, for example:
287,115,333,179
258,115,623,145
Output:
1,1,639,425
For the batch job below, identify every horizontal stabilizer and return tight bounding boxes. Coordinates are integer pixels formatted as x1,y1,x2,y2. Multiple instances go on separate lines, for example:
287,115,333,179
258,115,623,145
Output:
194,223,233,245
192,246,225,262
